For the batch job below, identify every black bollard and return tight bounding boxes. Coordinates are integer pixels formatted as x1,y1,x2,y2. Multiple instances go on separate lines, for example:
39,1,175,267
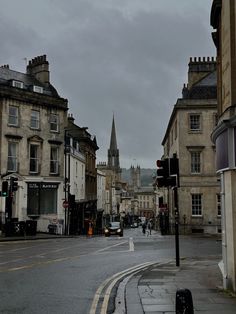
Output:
176,289,194,314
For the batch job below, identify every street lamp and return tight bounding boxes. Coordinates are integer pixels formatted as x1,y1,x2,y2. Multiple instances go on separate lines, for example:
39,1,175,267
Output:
64,129,72,235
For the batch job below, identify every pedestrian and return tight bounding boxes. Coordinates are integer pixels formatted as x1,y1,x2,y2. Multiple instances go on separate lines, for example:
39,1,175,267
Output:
142,222,146,235
147,221,152,235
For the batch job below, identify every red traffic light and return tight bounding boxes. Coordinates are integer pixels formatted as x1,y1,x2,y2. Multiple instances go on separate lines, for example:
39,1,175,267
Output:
156,159,169,177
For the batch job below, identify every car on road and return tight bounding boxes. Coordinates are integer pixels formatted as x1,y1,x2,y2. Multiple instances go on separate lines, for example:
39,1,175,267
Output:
130,222,138,228
104,222,123,237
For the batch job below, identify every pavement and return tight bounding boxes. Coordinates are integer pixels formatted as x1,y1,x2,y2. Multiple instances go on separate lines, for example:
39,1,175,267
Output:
116,256,236,314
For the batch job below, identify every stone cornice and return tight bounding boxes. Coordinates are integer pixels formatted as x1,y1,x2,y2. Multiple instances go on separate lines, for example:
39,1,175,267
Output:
0,85,68,110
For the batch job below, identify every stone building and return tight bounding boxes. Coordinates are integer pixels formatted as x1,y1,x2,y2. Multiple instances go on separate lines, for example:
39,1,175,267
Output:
63,115,86,235
161,57,220,235
67,115,99,234
136,187,155,220
0,55,68,233
211,0,236,292
97,169,106,229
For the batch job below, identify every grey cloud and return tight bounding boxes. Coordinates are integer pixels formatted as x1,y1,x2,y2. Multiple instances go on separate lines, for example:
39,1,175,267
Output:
0,0,215,168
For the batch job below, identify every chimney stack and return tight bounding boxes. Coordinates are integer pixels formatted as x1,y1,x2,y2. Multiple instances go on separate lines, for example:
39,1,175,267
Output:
187,56,216,89
27,55,50,85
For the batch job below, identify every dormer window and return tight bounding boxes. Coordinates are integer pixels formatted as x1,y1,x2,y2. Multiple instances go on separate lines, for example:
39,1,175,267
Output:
33,85,43,93
12,80,23,89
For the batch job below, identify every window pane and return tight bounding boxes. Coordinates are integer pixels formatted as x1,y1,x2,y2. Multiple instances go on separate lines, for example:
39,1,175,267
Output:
190,114,200,130
27,184,40,215
8,142,17,171
50,114,59,132
40,188,57,214
192,194,202,215
27,183,57,215
8,106,18,126
191,152,200,173
30,145,38,172
31,110,39,129
217,194,221,216
50,147,59,173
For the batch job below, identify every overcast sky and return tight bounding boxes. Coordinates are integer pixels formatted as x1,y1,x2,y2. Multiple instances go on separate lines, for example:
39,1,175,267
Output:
0,0,215,169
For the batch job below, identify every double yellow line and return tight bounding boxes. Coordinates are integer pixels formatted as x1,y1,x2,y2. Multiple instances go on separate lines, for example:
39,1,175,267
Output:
89,262,154,314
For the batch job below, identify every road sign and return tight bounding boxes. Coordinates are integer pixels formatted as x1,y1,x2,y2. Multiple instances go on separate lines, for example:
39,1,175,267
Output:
63,200,69,208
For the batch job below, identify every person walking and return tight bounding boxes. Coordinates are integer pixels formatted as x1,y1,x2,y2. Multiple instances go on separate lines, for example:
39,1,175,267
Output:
142,222,146,235
147,220,152,235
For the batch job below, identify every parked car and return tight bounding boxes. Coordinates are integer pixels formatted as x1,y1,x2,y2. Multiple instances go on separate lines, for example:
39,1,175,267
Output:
104,222,123,237
130,222,138,228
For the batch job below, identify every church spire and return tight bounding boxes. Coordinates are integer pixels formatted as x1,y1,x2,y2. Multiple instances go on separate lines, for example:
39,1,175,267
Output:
109,114,117,150
108,115,120,171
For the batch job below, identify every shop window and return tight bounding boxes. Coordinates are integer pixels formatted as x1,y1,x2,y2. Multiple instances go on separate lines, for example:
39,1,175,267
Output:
27,182,58,215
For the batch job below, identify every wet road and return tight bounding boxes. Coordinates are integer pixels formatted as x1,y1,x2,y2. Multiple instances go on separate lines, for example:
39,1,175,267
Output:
0,228,221,314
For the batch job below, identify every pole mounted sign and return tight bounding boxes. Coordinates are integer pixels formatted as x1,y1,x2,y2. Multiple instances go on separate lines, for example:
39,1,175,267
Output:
63,200,69,208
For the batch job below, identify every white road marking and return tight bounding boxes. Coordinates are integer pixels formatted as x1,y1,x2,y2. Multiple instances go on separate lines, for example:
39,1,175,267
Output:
129,237,134,251
94,240,127,253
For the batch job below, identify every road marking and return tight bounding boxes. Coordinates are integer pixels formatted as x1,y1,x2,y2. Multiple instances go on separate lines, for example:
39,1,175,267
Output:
0,256,81,272
94,240,127,254
89,262,153,314
129,237,134,251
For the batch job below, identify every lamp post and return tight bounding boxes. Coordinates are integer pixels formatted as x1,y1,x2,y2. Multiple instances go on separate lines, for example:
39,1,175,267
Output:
64,127,78,235
64,129,72,235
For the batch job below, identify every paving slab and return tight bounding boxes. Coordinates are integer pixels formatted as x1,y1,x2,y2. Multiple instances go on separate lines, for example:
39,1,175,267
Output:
124,257,236,314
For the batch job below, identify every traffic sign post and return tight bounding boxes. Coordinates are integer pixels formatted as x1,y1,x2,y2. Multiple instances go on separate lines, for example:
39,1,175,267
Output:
63,200,69,208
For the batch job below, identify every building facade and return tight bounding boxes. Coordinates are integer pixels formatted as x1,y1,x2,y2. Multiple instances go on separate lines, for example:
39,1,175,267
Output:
67,116,99,234
211,0,236,292
0,56,68,233
97,169,106,228
161,57,220,235
137,188,155,220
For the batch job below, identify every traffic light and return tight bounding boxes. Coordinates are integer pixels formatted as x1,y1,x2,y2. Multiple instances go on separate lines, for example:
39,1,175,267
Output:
169,156,179,187
156,157,179,188
156,159,169,187
169,157,179,176
1,181,8,197
10,177,18,192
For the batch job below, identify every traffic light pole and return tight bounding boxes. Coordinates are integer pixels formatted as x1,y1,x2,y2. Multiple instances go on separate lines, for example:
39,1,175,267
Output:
174,185,180,267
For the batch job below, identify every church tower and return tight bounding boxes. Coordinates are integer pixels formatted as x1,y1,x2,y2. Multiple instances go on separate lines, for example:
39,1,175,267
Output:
108,115,121,180
130,165,141,190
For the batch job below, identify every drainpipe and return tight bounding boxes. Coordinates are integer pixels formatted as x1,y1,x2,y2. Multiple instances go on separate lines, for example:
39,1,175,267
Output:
220,171,228,289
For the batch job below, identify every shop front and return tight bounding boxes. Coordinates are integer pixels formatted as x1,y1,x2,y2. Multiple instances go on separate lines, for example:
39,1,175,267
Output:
27,182,60,232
